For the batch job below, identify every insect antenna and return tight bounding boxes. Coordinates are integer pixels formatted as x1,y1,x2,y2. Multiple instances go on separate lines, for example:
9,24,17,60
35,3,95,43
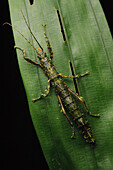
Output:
3,22,38,52
20,9,43,51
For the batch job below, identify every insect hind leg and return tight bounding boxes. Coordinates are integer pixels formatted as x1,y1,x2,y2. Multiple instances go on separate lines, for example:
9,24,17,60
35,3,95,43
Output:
42,24,53,59
58,95,75,139
67,61,100,118
67,88,100,118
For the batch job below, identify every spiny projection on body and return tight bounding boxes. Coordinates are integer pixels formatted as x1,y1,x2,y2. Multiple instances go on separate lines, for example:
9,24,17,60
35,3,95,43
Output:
4,9,100,145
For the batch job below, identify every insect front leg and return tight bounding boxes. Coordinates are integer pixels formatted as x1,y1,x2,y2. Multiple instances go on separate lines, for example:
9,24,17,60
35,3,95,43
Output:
32,79,51,102
42,24,53,59
14,46,41,66
67,88,100,118
58,95,75,139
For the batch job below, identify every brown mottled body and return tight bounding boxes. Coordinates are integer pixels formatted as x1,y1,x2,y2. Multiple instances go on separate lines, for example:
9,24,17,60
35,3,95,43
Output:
39,55,97,144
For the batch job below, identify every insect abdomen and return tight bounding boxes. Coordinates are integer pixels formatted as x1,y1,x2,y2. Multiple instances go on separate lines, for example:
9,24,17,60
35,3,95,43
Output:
66,99,95,144
75,116,95,144
54,78,95,144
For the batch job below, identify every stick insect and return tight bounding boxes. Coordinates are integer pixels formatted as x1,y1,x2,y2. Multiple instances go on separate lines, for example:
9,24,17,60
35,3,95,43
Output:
4,10,100,145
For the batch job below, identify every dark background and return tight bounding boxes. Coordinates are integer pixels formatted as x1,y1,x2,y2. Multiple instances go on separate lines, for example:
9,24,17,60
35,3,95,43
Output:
2,1,113,170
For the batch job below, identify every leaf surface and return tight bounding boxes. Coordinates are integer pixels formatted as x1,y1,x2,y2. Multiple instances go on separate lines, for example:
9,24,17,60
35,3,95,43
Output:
8,0,113,169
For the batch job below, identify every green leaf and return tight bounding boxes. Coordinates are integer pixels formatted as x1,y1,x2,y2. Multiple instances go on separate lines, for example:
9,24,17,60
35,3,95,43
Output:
8,0,113,169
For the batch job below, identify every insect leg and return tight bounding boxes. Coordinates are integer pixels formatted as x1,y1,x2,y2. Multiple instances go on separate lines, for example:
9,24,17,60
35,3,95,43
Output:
67,88,100,118
58,95,75,139
14,46,41,66
42,24,53,59
61,71,89,79
32,79,51,102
